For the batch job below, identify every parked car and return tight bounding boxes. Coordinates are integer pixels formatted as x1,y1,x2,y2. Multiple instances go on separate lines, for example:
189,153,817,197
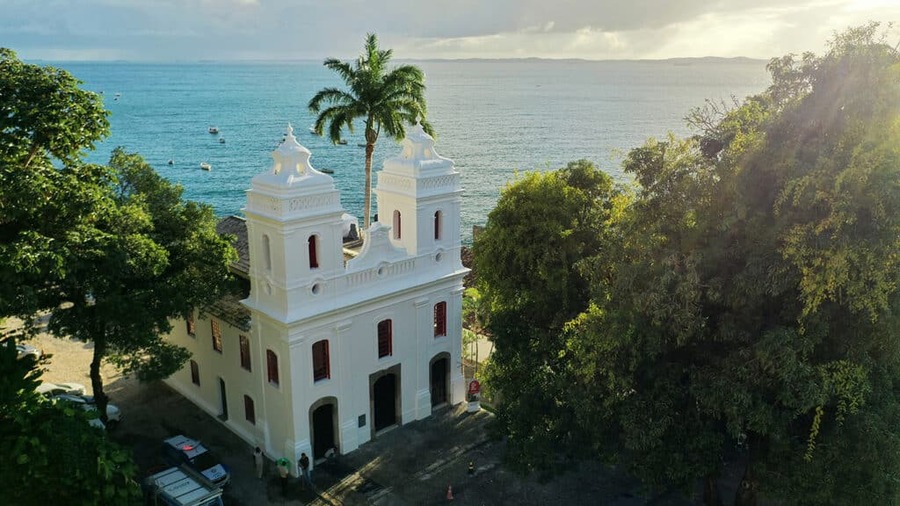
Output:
143,465,224,506
162,435,231,488
16,343,42,361
36,381,86,397
50,393,122,429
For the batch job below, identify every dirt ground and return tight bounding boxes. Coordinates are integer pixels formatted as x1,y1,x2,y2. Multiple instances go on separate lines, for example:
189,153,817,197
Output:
8,320,699,505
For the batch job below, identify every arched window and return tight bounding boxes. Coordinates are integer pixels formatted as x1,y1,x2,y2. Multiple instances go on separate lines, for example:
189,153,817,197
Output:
433,302,447,337
239,335,251,371
244,395,256,425
312,340,330,381
393,210,401,240
434,211,442,240
308,235,319,269
377,319,393,358
190,360,200,386
266,349,279,386
262,234,272,272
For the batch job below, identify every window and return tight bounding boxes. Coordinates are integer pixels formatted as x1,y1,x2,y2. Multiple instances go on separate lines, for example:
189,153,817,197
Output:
393,210,401,239
434,211,442,240
266,349,279,386
312,340,330,381
434,302,447,337
262,234,272,272
186,311,196,336
190,360,200,386
377,319,393,358
239,335,251,371
308,235,319,269
211,320,222,353
244,395,255,425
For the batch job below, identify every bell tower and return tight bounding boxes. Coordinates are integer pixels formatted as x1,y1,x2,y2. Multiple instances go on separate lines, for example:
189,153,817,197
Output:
374,123,462,259
243,125,345,322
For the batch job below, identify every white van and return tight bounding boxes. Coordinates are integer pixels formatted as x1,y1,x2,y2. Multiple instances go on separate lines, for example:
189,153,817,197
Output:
143,466,224,506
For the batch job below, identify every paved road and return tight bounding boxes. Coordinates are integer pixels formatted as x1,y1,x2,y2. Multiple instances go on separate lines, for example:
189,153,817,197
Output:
9,321,696,505
110,380,694,505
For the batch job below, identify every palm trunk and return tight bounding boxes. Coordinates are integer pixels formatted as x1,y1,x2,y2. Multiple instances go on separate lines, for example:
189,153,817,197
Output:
90,334,109,425
364,142,374,230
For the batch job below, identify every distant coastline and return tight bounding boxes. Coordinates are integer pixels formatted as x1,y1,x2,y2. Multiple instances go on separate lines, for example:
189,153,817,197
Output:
29,56,769,65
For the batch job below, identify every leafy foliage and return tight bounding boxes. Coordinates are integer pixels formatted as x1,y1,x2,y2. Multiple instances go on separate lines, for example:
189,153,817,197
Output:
1,51,237,431
309,33,432,229
476,160,625,473
0,49,113,319
0,338,140,505
476,24,900,505
47,148,238,420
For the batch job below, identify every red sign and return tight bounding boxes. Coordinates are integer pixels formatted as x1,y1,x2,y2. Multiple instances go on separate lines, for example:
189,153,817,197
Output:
467,380,481,396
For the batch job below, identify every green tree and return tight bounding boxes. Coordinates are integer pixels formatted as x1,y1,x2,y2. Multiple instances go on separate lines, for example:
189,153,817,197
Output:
308,33,433,230
0,338,141,505
567,24,900,505
474,160,626,474
477,24,900,505
0,48,111,318
48,148,238,424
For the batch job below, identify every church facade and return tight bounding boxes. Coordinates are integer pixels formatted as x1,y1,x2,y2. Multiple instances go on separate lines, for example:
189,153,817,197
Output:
163,124,467,473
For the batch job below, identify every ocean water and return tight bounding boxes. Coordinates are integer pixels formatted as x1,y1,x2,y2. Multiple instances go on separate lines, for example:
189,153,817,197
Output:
54,59,770,242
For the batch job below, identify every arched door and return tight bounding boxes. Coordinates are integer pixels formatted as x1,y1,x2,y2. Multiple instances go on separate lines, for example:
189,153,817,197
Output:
430,357,448,407
373,373,398,431
311,403,336,460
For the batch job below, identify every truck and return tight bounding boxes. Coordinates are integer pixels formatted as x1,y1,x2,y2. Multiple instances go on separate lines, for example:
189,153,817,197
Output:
143,465,224,506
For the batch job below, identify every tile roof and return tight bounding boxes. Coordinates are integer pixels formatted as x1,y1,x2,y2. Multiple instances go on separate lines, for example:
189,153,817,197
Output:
216,215,249,277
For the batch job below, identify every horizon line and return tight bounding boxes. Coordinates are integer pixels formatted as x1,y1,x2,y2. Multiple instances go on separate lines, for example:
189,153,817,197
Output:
26,55,771,65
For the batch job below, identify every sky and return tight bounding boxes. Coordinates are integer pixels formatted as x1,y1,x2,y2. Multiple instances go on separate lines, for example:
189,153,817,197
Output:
1,0,898,61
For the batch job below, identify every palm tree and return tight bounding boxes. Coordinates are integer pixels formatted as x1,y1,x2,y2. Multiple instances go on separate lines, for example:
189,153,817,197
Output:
308,33,434,231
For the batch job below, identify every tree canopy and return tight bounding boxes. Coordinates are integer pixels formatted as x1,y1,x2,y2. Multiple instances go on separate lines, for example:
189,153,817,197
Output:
0,48,112,318
308,33,433,230
48,147,238,423
0,338,141,505
476,23,900,505
1,49,237,449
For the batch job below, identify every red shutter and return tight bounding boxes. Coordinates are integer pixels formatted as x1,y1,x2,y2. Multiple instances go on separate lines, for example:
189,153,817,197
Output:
308,236,319,269
313,341,330,381
244,395,255,424
267,350,279,385
434,302,447,337
378,320,393,358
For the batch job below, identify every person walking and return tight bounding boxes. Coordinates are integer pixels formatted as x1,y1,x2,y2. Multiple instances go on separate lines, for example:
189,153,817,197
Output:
253,447,264,479
276,457,290,495
298,452,312,490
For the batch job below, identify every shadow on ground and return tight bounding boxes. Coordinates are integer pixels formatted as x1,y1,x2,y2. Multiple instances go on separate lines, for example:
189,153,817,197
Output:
111,381,696,505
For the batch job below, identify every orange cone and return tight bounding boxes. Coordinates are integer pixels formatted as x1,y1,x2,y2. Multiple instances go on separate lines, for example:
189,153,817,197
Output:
447,484,454,501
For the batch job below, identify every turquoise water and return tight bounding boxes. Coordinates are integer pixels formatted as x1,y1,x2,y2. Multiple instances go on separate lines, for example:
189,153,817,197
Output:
54,59,770,242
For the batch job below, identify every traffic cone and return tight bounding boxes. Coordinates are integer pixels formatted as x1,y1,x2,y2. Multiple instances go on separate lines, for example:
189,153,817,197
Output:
447,484,454,501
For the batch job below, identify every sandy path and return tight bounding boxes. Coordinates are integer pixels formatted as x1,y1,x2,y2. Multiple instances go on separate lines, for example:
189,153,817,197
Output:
3,316,137,402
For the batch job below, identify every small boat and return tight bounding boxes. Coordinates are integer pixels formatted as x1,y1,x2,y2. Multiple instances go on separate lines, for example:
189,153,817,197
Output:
321,168,334,174
208,126,219,134
200,162,212,171
337,139,348,145
219,137,226,144
167,159,174,165
357,143,367,148
308,125,316,134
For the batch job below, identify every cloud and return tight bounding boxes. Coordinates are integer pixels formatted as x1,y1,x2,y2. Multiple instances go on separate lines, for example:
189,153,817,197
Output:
0,0,897,60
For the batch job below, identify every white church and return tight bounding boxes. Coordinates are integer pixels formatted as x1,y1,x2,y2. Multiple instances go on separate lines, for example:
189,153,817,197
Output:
163,123,468,473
